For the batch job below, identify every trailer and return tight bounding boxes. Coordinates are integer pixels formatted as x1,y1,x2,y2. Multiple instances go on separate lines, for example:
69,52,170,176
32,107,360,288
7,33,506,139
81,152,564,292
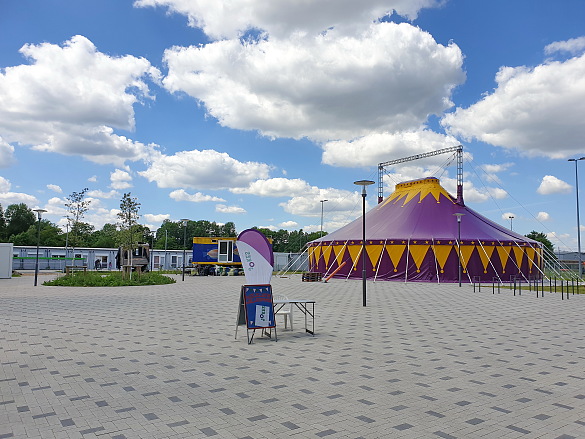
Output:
191,237,241,266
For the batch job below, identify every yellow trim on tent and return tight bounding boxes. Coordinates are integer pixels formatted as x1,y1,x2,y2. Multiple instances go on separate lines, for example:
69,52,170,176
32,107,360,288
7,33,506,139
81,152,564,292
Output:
433,245,453,273
366,245,384,271
322,245,333,269
308,246,315,267
477,245,495,274
460,245,475,273
314,245,322,267
347,245,362,271
333,245,346,267
386,244,407,272
409,244,430,273
525,247,536,273
496,246,512,273
513,247,525,272
382,178,455,207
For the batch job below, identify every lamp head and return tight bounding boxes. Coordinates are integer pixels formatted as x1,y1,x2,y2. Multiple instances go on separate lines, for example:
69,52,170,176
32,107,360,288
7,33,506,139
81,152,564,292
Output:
33,208,47,220
354,180,375,195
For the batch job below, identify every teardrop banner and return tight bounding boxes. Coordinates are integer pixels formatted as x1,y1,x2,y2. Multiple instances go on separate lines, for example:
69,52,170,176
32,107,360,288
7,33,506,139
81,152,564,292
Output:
236,229,274,285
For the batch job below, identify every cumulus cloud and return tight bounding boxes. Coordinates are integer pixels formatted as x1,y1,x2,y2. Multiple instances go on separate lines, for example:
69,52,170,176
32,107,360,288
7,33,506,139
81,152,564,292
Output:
87,189,119,199
537,175,572,195
47,184,62,193
0,176,38,205
140,149,270,190
545,36,585,56
442,51,585,158
278,220,298,229
134,0,442,40
169,189,225,203
143,213,171,223
501,212,515,221
0,35,160,165
537,211,550,221
322,130,460,167
230,178,311,197
0,137,15,168
163,22,464,141
216,204,247,214
280,187,361,217
110,169,133,190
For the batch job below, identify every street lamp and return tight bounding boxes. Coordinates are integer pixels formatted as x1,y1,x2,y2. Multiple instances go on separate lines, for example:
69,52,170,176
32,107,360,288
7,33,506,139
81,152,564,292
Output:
320,199,328,237
568,157,585,277
181,219,189,281
150,230,156,272
354,180,375,306
33,209,47,286
509,215,514,231
454,213,465,287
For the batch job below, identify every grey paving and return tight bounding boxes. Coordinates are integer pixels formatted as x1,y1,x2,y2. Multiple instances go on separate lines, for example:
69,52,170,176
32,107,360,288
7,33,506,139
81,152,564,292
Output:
1,273,584,438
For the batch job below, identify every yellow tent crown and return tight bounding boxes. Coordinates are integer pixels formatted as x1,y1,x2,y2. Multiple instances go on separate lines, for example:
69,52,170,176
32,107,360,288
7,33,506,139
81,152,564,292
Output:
383,177,455,207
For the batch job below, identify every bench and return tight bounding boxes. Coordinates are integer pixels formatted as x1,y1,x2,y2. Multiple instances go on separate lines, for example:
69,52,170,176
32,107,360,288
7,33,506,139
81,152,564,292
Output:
65,266,88,275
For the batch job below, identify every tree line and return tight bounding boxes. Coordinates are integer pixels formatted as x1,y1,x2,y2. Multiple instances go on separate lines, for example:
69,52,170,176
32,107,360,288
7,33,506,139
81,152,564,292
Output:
0,189,556,255
0,190,323,253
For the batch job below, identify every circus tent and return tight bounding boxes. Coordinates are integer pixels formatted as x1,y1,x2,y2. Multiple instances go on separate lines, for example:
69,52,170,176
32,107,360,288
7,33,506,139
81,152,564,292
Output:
308,177,543,283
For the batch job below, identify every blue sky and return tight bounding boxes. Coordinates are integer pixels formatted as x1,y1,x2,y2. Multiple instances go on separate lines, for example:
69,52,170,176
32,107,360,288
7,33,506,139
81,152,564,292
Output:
1,0,584,250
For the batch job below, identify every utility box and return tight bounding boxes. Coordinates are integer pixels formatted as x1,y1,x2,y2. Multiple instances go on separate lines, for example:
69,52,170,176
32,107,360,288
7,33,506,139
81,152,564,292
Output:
0,243,13,278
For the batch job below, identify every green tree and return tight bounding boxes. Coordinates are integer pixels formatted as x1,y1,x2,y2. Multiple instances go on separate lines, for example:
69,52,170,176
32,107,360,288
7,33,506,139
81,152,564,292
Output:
65,188,91,248
12,220,64,246
525,231,556,261
5,203,36,239
0,204,6,241
117,193,141,250
90,223,119,248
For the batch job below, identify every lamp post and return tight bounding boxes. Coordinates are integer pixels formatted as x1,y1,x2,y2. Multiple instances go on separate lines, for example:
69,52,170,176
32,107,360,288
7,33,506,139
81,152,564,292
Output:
33,209,47,286
454,213,464,287
181,219,189,281
569,157,585,277
320,199,328,237
150,230,156,272
354,180,375,306
509,215,514,231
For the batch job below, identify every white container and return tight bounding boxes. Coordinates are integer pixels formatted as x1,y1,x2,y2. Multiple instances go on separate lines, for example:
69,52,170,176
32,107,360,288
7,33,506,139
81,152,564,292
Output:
0,243,13,278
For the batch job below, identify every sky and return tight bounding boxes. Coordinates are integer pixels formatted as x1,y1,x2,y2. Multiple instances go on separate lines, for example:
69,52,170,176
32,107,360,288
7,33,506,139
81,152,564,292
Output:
1,0,585,251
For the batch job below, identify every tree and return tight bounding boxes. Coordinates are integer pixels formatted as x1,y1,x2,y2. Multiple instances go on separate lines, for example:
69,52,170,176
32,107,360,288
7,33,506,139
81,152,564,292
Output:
5,203,36,239
90,223,119,248
0,204,6,241
525,231,556,261
65,188,91,248
12,220,64,246
117,192,141,250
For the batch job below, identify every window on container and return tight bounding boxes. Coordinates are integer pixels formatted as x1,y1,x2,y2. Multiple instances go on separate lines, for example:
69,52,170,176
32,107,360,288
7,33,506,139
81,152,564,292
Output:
218,241,233,262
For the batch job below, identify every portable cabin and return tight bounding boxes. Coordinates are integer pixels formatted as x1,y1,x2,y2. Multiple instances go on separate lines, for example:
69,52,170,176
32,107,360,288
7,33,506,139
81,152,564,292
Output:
191,237,241,266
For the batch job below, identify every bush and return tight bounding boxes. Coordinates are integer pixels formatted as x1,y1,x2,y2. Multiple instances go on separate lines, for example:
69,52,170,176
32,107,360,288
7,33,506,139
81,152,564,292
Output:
43,271,176,287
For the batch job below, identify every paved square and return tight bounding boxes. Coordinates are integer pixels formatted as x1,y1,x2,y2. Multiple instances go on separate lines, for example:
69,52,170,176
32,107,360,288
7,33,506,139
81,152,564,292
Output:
1,274,584,438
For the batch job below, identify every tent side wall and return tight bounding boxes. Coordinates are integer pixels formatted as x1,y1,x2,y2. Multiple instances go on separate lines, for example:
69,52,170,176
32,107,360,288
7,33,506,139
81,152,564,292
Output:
308,241,543,283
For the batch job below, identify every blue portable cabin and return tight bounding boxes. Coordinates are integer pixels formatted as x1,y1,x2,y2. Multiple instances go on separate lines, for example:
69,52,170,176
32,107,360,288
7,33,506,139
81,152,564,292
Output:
191,237,242,267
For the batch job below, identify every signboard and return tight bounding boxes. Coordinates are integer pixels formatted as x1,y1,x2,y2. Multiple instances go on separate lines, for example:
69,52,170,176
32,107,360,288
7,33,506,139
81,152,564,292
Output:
236,229,274,285
239,284,276,343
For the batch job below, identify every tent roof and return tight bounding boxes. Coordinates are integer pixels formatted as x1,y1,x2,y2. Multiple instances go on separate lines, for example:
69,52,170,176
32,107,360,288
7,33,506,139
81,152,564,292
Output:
312,177,538,245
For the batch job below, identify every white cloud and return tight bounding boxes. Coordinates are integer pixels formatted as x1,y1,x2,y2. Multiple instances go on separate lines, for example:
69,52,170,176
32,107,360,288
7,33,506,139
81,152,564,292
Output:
537,175,572,195
537,211,550,221
47,184,62,193
169,189,225,203
280,187,361,218
163,22,464,141
110,169,133,190
231,178,311,197
0,137,15,168
544,36,585,56
88,175,98,182
442,52,585,158
135,0,442,40
501,212,515,221
0,36,160,165
216,204,247,214
322,130,460,167
0,177,38,206
143,213,171,223
481,163,514,174
278,220,298,229
87,189,119,199
140,149,270,190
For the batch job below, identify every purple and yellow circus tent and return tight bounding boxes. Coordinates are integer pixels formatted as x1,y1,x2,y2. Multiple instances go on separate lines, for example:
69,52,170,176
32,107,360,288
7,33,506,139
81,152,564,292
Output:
308,177,543,283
